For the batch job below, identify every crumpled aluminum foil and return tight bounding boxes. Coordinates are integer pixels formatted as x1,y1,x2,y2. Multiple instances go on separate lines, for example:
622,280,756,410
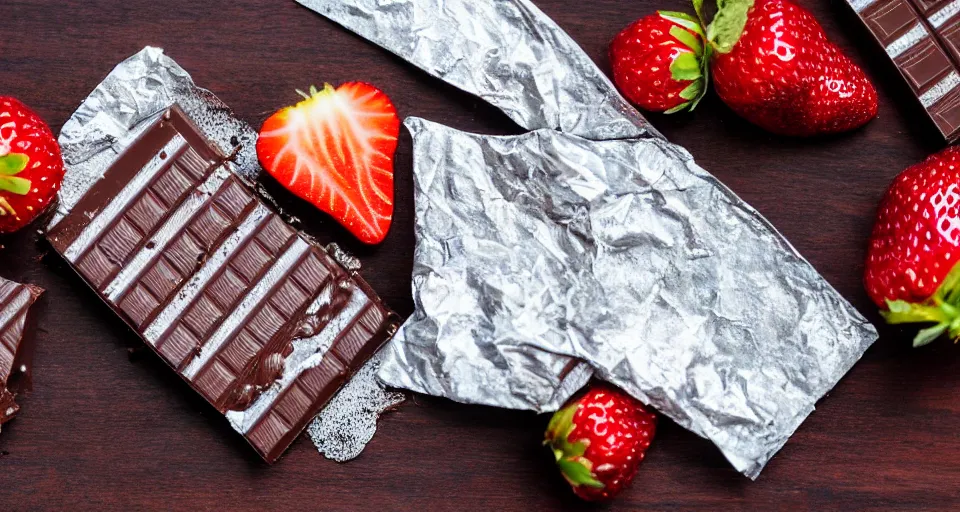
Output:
390,118,877,478
296,0,653,141
299,0,879,478
52,46,400,462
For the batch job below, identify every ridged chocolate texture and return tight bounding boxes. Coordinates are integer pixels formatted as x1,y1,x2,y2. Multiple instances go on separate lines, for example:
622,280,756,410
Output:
0,277,42,428
46,105,398,462
849,0,960,140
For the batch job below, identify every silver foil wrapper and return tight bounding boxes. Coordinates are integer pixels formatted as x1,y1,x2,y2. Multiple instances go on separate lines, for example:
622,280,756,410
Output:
391,118,876,478
296,0,653,141
52,46,399,462
299,0,879,478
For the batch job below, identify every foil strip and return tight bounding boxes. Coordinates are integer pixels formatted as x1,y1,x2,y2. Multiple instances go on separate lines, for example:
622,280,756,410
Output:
298,0,879,478
296,0,653,141
51,46,400,462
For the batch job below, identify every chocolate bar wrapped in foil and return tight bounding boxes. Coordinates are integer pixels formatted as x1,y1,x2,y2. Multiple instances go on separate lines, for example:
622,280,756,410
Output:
298,0,878,478
51,46,401,462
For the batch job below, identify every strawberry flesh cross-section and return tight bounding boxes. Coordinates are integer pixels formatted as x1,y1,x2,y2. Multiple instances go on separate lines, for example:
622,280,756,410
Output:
256,83,400,245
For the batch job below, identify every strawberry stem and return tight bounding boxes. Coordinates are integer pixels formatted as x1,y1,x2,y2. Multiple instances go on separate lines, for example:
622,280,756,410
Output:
296,84,338,102
654,11,711,114
702,0,755,54
882,262,960,347
692,0,706,27
557,459,604,489
544,404,605,490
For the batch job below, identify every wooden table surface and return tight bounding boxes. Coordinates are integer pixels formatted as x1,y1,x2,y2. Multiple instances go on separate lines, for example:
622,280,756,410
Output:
1,0,957,509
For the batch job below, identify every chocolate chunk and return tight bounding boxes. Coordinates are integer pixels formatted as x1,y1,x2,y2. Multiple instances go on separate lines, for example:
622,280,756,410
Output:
46,105,398,462
848,0,960,141
0,278,42,431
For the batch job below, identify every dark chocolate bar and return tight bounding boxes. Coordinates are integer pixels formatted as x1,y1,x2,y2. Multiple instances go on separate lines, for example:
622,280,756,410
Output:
0,277,42,430
849,0,960,140
46,106,398,462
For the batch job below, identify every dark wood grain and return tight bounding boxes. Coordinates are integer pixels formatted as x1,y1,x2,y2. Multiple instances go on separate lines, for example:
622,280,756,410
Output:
0,0,957,509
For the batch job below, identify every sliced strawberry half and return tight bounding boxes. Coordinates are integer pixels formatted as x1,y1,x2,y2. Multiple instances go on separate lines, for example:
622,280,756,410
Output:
256,82,400,244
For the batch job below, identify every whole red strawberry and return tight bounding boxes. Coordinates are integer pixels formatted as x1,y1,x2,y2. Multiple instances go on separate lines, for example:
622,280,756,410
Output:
610,12,708,113
865,147,960,346
0,97,64,233
544,383,656,502
706,0,877,136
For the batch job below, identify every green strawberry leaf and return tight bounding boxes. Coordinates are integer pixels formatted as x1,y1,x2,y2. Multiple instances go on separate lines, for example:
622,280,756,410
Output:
670,52,702,82
692,0,706,25
670,25,702,55
878,262,960,347
938,260,960,306
679,81,703,100
545,403,578,443
914,323,949,348
688,94,706,111
664,101,693,114
659,11,704,36
949,313,960,336
687,40,712,111
658,10,699,24
707,0,756,54
691,70,709,110
566,440,587,458
0,176,32,195
0,154,29,176
552,447,565,462
882,300,951,325
557,459,604,489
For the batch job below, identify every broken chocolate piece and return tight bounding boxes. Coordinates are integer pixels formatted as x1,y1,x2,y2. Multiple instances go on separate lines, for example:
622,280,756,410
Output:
0,278,42,431
46,105,398,462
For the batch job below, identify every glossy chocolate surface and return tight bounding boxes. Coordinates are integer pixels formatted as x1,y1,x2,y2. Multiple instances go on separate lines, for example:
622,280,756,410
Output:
46,106,398,462
850,0,960,141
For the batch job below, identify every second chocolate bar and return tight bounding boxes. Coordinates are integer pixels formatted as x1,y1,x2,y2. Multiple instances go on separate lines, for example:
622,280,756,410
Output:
849,0,960,140
46,105,398,462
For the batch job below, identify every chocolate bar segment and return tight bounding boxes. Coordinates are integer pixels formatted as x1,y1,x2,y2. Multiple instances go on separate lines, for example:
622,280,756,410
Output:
849,0,960,140
46,106,398,462
912,1,960,61
0,278,42,430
